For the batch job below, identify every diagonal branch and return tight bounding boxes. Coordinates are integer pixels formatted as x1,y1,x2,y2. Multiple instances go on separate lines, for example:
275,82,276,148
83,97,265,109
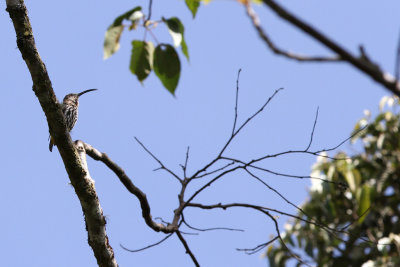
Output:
190,81,283,179
245,4,340,62
182,213,244,233
232,68,242,135
120,233,173,253
176,231,200,267
236,237,278,255
260,0,400,97
6,1,117,266
83,142,179,234
187,202,313,266
395,31,400,81
305,107,319,151
135,137,182,183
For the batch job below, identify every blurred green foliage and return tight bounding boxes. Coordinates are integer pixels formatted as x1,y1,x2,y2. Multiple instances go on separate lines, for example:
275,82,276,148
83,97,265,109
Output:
267,96,400,267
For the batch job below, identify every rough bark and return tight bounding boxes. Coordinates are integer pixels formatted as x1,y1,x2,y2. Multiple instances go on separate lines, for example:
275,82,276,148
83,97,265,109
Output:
6,1,118,266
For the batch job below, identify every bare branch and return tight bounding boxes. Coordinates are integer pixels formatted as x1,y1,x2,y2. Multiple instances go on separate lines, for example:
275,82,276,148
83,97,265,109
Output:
185,165,243,207
232,68,242,135
135,137,182,183
181,146,190,178
83,142,177,234
339,206,371,231
190,87,283,179
193,161,236,179
260,0,400,97
236,237,278,255
182,214,244,233
244,168,312,219
245,4,340,62
187,202,378,248
186,202,313,266
221,156,342,186
261,210,314,267
179,231,199,236
305,107,319,151
248,124,368,164
121,234,173,253
231,87,283,148
248,164,346,187
314,124,368,153
147,0,153,21
176,231,200,267
395,30,400,81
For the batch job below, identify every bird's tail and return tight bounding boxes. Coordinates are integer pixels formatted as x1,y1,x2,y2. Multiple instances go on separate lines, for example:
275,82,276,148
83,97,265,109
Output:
49,135,55,152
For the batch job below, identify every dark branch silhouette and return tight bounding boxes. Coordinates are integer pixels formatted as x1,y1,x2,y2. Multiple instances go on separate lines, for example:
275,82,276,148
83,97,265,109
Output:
120,234,173,252
176,231,200,267
256,0,400,97
245,3,340,63
236,237,278,255
135,137,183,183
305,107,319,151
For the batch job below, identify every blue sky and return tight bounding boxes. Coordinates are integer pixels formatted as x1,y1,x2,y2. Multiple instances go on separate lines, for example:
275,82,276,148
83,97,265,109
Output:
1,1,399,266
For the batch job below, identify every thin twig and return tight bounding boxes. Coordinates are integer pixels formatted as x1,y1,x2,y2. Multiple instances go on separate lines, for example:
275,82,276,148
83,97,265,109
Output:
187,202,379,247
248,163,344,187
185,166,243,207
232,69,242,135
236,237,278,255
315,125,368,153
154,217,170,225
146,28,160,45
190,87,283,179
395,30,400,81
147,0,153,21
220,156,342,185
182,214,244,232
245,3,340,62
305,107,319,151
179,231,199,236
244,168,312,219
260,210,314,267
135,137,182,183
183,146,190,178
250,124,368,164
231,88,283,148
261,0,400,97
176,231,200,267
120,234,173,252
339,206,371,231
193,161,236,179
187,202,313,266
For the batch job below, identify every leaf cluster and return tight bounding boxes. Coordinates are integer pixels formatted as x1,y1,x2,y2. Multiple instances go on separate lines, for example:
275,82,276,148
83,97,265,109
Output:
103,6,190,95
267,96,400,267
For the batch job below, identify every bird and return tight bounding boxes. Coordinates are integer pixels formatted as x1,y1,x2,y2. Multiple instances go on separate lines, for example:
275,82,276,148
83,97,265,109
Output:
49,89,97,152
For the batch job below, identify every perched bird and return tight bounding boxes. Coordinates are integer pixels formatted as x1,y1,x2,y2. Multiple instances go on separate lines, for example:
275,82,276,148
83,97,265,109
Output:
49,89,97,152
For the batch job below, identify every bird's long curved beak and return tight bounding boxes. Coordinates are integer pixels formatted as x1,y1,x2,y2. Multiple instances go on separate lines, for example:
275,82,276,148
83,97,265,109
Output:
78,88,97,97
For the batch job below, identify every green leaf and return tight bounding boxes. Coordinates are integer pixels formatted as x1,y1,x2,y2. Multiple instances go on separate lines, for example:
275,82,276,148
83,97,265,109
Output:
130,41,154,82
153,44,181,95
103,25,124,59
305,241,314,257
112,6,142,27
162,17,189,61
103,6,143,59
185,0,200,18
128,10,144,24
357,184,371,223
